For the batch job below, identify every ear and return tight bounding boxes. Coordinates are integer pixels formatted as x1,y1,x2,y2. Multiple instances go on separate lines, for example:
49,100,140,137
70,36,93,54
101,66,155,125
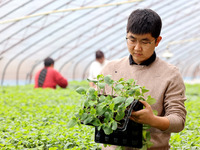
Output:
155,36,162,47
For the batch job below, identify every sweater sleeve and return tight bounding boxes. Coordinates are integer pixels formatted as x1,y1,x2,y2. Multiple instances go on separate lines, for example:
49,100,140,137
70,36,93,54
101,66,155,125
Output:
163,67,187,133
54,70,68,88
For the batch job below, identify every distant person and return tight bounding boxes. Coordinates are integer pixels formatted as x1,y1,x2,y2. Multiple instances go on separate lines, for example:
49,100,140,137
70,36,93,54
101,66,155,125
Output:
88,50,108,87
34,57,68,89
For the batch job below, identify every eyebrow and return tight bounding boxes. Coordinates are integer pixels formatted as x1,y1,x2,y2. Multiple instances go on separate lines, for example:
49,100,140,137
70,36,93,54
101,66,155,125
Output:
128,35,151,41
128,35,136,39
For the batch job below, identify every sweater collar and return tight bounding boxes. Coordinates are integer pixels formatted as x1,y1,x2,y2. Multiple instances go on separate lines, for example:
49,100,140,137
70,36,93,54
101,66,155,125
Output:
129,51,156,66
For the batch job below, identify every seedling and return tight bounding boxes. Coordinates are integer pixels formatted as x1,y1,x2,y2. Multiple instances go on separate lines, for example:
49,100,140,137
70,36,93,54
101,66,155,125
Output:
68,74,156,148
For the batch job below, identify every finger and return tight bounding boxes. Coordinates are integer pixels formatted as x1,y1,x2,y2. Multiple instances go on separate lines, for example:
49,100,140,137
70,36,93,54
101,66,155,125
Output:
130,115,141,123
139,100,150,108
129,114,135,120
129,115,134,121
129,115,138,122
132,108,144,115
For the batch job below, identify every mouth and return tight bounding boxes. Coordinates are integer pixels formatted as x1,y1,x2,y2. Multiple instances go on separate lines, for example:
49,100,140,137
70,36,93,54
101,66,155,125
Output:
134,53,142,56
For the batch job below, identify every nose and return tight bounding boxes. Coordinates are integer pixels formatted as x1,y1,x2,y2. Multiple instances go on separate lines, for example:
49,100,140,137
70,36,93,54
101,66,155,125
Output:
134,41,142,51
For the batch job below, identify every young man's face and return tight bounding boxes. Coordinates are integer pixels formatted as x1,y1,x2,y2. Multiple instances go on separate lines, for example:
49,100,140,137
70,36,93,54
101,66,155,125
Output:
126,32,162,65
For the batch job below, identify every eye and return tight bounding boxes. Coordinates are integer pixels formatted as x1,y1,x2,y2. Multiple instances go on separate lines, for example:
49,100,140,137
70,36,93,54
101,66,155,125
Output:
129,38,136,43
141,40,150,44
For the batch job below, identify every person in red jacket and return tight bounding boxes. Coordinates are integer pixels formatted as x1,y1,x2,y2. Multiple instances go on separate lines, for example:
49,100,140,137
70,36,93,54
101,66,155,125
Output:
34,57,68,89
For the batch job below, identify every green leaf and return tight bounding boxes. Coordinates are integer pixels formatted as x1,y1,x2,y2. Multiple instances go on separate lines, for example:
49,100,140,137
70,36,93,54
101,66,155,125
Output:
142,87,149,94
125,97,134,107
87,78,98,83
105,95,112,101
143,124,151,130
109,103,115,111
118,78,124,82
115,146,125,150
98,126,102,131
146,96,156,105
96,106,106,116
135,90,141,97
90,107,96,115
80,113,88,120
115,111,125,121
97,74,104,80
104,75,114,86
146,131,151,141
146,140,154,148
103,144,108,148
115,84,124,91
138,96,145,101
103,126,113,135
141,145,147,150
67,117,77,128
104,111,111,118
113,96,125,105
153,110,158,115
49,147,59,150
64,143,74,149
111,121,118,130
88,87,95,94
98,83,106,89
104,116,110,123
76,87,86,95
127,78,134,84
118,103,125,112
78,109,84,116
88,94,97,100
132,85,140,90
83,116,93,124
99,95,105,102
91,119,101,126
88,100,97,107
84,100,89,107
128,89,135,96
143,129,147,139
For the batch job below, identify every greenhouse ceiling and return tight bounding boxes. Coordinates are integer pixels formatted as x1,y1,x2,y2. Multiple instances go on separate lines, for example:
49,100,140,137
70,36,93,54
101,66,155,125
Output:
0,0,200,86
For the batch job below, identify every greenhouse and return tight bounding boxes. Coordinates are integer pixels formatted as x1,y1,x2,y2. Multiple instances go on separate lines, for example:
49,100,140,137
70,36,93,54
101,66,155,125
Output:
0,0,200,150
1,0,200,85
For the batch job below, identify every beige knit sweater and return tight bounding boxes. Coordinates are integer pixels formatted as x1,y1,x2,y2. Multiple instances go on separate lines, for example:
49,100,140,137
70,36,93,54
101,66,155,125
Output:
101,56,187,150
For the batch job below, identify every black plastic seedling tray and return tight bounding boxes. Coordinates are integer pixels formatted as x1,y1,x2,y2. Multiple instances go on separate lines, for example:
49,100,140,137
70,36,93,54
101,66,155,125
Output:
116,99,143,131
94,100,143,148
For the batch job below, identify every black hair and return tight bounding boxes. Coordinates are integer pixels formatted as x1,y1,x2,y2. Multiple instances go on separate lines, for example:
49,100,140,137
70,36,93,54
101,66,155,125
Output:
96,50,104,59
38,68,47,87
127,9,162,38
44,57,54,67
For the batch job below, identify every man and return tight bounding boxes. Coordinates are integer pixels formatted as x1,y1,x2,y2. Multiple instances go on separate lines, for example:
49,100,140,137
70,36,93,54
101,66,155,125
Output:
88,50,108,87
101,9,186,149
34,57,68,89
